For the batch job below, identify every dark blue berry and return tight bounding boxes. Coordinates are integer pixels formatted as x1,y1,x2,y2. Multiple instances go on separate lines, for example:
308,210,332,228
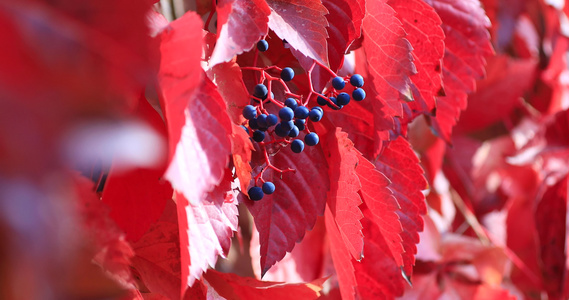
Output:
275,123,290,137
252,130,265,142
257,114,268,127
288,125,300,137
312,106,323,114
294,119,305,131
337,92,351,106
248,118,259,129
279,107,294,121
317,95,328,106
258,126,268,131
332,76,345,90
309,108,323,122
291,139,305,153
280,120,294,131
266,114,278,126
294,106,309,119
352,88,366,101
327,97,342,110
284,98,298,110
262,182,275,194
350,74,364,87
257,40,269,52
305,132,319,146
281,67,295,82
248,186,264,201
242,105,257,120
254,84,268,99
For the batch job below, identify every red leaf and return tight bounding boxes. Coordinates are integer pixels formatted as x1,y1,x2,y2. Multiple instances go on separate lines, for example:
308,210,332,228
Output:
165,76,232,206
425,0,494,142
388,0,445,117
326,101,375,158
245,143,329,276
362,0,417,152
206,60,252,124
158,11,204,159
535,175,568,299
266,0,330,66
102,96,173,242
210,0,270,66
176,170,239,288
231,124,254,193
323,0,365,71
324,204,357,300
375,136,427,277
356,155,404,268
203,269,323,299
322,128,364,260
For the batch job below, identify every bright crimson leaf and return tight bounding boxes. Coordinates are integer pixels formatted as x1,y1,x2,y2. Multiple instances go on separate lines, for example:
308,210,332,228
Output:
206,60,251,124
245,142,329,276
230,123,254,193
266,0,330,66
425,0,494,142
158,11,204,159
165,76,232,206
374,136,428,277
326,101,376,159
210,0,270,66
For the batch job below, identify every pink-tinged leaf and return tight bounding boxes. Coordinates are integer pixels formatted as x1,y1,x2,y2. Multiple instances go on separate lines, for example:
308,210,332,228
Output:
210,0,270,66
204,269,323,299
374,136,427,277
388,0,445,116
455,55,538,134
322,0,365,71
266,0,330,66
535,176,567,299
322,128,364,261
326,101,375,159
158,11,203,159
424,0,494,142
177,170,239,288
245,143,329,276
362,0,417,154
165,76,232,206
324,205,357,300
206,60,251,123
356,154,404,268
231,123,254,193
102,96,173,242
353,206,406,299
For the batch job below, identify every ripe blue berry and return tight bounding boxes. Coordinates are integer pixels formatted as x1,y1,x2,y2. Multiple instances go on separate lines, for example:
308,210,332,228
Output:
266,114,278,127
332,76,345,90
352,88,366,101
337,92,351,106
288,125,300,137
248,186,264,201
284,98,298,110
254,84,268,99
350,74,364,87
291,139,305,153
327,97,343,110
294,119,305,131
275,123,290,137
257,114,268,128
317,95,328,106
248,118,259,129
279,107,294,121
305,132,319,146
280,120,294,131
257,39,269,52
309,108,323,122
294,106,309,119
262,182,276,194
242,105,257,120
281,67,295,82
312,106,324,114
252,130,265,142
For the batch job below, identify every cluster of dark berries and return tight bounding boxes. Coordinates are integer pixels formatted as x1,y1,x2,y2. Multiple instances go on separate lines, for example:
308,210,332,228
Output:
248,181,275,201
317,74,365,110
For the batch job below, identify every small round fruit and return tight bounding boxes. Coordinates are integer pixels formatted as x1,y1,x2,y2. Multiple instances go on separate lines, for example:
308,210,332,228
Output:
294,119,305,131
281,67,295,82
284,98,298,110
317,95,328,106
275,123,290,137
332,76,345,90
280,120,294,131
309,109,323,122
248,118,259,129
312,106,324,113
327,97,342,110
336,92,351,106
262,182,276,194
305,132,319,146
266,114,278,126
252,130,265,142
350,74,364,87
291,139,305,153
288,125,300,137
352,88,366,101
248,186,264,201
279,107,294,121
254,84,268,99
256,114,268,127
294,106,309,119
242,105,257,120
257,39,269,52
